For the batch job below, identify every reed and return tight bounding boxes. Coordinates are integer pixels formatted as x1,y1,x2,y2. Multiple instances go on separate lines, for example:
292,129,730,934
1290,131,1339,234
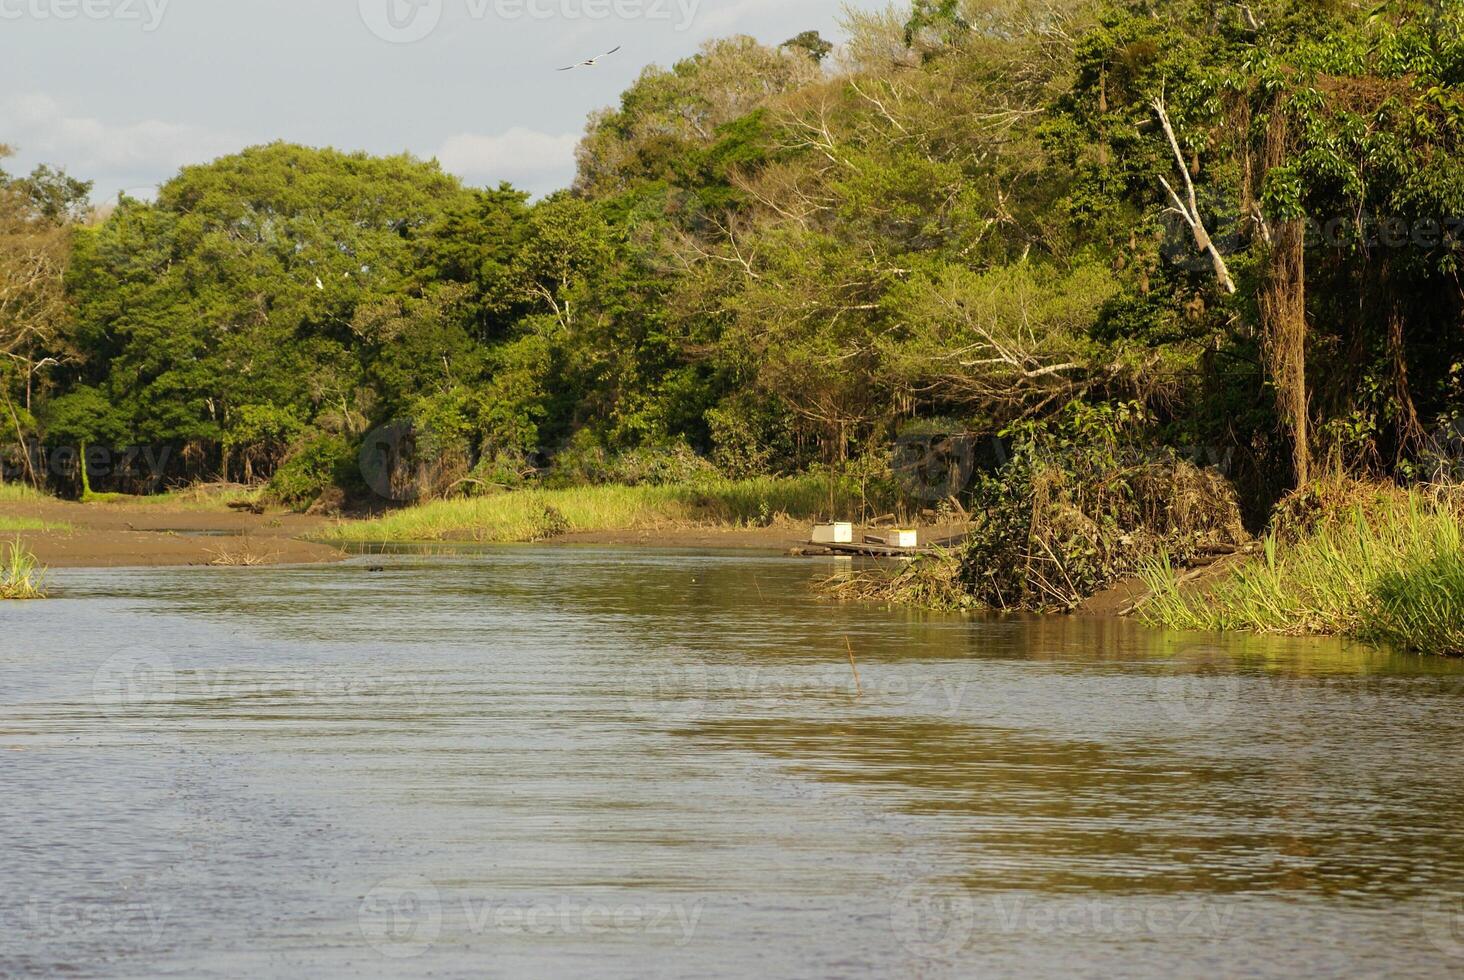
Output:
1368,552,1464,656
315,475,858,544
1139,492,1464,655
206,540,277,566
0,537,47,600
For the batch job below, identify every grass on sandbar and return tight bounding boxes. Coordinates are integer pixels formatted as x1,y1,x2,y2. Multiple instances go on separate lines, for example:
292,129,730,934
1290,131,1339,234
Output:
0,516,70,533
0,483,47,503
83,483,263,510
1139,490,1464,655
0,536,47,600
316,474,858,544
0,484,68,531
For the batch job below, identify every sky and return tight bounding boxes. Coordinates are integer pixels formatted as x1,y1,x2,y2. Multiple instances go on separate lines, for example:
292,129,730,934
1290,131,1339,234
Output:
0,0,881,202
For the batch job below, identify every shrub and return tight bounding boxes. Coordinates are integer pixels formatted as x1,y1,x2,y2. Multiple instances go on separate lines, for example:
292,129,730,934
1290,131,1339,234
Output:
958,403,1246,611
547,433,718,488
266,434,357,510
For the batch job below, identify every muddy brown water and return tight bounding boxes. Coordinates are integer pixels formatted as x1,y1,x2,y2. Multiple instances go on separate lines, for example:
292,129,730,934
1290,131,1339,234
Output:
3,546,1464,977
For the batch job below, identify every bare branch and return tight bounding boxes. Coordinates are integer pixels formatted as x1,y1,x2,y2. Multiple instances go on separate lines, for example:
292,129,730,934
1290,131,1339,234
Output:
1152,96,1237,294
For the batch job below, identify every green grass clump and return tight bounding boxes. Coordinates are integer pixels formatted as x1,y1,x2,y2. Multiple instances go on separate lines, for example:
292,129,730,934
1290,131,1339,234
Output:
1139,493,1464,655
0,516,69,533
0,537,47,600
84,484,264,510
316,474,857,544
0,483,47,503
1368,552,1464,656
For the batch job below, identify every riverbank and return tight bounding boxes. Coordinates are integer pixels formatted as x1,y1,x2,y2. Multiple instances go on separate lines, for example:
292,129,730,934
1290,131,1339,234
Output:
0,488,345,568
0,482,906,568
1139,482,1464,656
308,476,870,545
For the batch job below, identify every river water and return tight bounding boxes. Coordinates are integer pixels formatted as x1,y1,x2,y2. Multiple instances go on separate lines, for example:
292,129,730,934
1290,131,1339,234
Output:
3,546,1464,978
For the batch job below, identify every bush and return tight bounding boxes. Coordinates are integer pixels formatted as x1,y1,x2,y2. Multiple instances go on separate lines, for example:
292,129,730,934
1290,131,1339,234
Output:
706,395,800,479
266,434,357,510
958,403,1246,611
547,433,718,488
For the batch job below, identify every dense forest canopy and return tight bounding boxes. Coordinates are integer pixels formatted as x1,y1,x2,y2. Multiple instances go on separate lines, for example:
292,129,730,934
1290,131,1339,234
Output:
3,0,1462,512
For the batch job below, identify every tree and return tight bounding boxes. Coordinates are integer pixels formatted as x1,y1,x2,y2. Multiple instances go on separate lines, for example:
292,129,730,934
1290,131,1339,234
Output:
781,30,834,63
43,386,123,496
64,144,477,481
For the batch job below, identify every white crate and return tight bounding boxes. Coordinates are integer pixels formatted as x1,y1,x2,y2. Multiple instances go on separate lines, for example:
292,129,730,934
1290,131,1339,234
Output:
888,529,919,548
812,523,854,545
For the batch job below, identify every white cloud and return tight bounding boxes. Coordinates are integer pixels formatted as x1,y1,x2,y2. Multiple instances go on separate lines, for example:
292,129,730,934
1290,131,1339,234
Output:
1,92,242,196
436,127,579,193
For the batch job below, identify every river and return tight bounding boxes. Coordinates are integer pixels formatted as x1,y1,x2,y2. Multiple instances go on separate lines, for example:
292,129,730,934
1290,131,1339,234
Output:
3,546,1463,977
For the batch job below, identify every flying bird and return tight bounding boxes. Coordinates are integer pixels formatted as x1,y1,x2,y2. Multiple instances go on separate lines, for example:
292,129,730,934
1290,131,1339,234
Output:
559,46,620,71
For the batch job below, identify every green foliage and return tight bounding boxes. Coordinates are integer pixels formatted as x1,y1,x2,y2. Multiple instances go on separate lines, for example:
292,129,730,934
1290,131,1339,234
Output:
547,432,718,488
13,0,1464,612
266,434,356,509
1141,489,1464,656
1370,551,1464,656
0,536,46,600
781,30,834,63
961,401,1246,611
314,473,858,543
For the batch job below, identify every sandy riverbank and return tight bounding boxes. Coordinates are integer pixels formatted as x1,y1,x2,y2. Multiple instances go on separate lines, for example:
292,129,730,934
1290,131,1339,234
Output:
1,495,982,570
0,496,346,568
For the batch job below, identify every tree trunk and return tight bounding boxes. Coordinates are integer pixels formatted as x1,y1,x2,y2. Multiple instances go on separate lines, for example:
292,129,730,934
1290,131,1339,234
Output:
79,439,93,498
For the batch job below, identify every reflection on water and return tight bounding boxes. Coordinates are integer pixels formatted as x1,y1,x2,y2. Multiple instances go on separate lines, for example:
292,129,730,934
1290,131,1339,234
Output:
2,546,1463,978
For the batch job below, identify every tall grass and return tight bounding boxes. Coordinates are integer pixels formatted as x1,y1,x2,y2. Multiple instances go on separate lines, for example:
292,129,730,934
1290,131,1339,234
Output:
0,483,46,503
1139,494,1464,655
316,474,859,544
0,536,47,600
